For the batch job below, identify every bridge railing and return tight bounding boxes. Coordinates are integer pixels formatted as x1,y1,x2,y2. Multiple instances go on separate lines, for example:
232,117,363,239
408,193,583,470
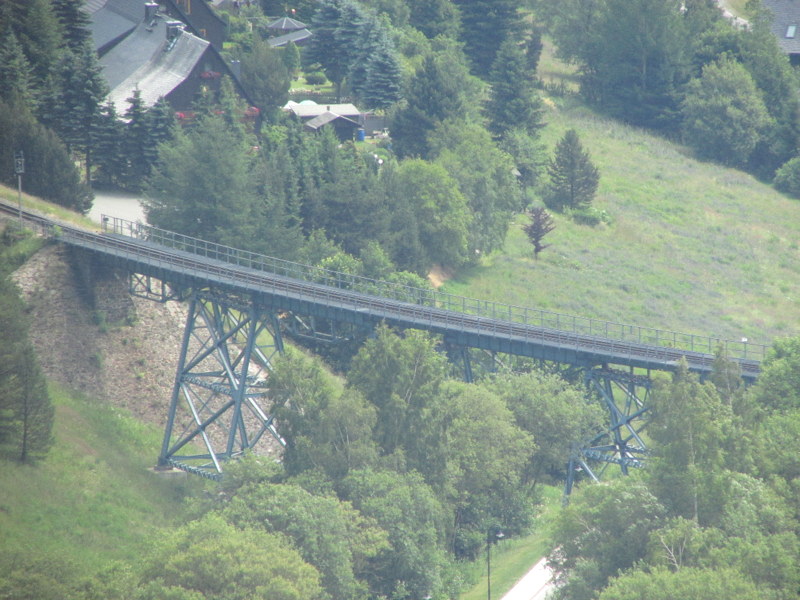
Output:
101,215,769,363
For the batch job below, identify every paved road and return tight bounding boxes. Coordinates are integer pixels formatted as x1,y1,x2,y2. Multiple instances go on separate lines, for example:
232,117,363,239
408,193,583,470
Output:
500,557,555,600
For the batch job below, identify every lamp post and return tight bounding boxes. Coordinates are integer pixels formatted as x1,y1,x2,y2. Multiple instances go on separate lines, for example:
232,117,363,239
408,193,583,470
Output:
14,150,24,227
487,526,504,600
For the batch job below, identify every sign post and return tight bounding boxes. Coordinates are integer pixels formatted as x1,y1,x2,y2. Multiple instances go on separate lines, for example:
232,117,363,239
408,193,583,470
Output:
14,151,24,227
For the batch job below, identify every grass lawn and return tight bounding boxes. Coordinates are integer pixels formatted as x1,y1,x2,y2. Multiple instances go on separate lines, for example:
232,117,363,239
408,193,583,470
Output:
0,384,203,582
441,93,800,347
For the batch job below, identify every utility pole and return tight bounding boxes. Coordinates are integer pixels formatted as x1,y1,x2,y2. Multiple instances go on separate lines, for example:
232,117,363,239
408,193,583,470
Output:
14,150,24,227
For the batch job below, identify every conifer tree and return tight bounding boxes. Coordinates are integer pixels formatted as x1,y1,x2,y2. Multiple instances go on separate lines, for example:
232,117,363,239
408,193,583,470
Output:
453,0,522,77
122,89,151,190
0,28,38,109
0,276,53,463
305,0,349,99
544,129,600,212
91,100,125,187
360,35,402,109
50,0,92,53
46,40,108,182
523,206,555,260
486,36,544,138
0,97,92,212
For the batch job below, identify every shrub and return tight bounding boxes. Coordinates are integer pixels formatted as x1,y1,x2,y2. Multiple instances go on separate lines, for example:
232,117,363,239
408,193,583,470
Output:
773,157,800,199
305,72,327,85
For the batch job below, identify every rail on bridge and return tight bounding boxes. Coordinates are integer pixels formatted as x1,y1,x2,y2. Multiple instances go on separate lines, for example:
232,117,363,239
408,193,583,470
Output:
1,202,768,490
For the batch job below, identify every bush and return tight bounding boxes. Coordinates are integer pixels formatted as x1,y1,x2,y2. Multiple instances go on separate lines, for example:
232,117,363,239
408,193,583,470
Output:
305,72,327,85
567,206,613,227
773,156,800,199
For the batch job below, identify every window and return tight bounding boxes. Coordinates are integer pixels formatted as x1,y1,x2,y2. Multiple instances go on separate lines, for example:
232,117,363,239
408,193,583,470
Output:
786,25,796,38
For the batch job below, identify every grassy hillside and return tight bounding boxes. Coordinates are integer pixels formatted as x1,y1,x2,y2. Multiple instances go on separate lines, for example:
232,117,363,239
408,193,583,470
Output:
0,384,202,586
441,95,800,347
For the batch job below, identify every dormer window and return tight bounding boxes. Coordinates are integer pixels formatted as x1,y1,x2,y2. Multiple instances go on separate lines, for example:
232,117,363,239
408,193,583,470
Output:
786,25,797,38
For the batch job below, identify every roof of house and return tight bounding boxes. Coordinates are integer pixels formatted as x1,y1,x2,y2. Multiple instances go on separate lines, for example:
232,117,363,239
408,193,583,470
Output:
304,111,360,130
762,0,800,54
101,18,209,113
84,0,144,53
268,16,307,31
283,100,361,119
267,28,313,47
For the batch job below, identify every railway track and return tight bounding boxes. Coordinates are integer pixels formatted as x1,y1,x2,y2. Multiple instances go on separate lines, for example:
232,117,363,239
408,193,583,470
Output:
1,200,764,379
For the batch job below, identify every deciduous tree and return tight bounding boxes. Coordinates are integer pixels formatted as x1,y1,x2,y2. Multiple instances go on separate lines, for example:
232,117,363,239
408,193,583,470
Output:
681,57,770,168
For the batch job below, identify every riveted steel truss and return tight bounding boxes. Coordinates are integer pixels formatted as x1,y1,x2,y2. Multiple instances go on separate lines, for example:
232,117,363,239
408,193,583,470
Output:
157,291,285,478
564,367,651,497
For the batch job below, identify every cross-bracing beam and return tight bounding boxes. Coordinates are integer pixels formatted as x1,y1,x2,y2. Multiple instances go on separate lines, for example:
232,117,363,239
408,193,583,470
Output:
157,291,285,478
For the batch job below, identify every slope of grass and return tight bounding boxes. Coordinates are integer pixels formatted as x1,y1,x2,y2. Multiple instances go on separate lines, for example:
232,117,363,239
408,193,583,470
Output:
442,96,800,347
0,384,203,582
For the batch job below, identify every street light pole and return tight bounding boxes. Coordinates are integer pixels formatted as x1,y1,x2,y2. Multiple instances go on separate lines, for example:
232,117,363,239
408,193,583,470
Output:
487,527,504,600
14,151,24,227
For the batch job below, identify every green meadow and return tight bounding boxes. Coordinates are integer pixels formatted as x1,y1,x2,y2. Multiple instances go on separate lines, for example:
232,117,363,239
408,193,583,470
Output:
441,95,800,348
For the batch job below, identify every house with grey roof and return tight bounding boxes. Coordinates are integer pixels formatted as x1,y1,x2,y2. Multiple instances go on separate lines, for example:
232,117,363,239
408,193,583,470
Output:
85,0,251,114
762,0,800,64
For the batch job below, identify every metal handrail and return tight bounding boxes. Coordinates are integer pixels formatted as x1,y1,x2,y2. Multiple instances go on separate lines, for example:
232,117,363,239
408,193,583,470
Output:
100,214,768,363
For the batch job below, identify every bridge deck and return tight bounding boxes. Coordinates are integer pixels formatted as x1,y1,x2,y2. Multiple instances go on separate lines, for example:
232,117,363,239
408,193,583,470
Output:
2,202,763,380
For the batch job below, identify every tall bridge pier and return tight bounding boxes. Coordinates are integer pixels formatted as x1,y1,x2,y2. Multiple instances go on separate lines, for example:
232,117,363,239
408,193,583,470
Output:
156,290,286,479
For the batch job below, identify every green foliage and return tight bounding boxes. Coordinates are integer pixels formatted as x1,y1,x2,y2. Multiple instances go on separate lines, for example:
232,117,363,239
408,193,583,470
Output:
338,468,451,599
0,275,52,463
543,129,599,212
219,482,387,600
550,478,667,600
597,566,761,600
430,119,522,256
773,156,800,199
144,115,257,245
281,41,301,79
240,38,291,117
304,71,326,85
391,44,482,158
681,57,770,168
453,0,523,77
0,28,38,110
0,97,92,213
136,513,323,600
408,0,461,40
385,159,471,273
486,36,544,138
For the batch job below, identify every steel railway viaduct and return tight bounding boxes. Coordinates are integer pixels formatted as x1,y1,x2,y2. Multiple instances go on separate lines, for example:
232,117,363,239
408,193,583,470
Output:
4,202,766,493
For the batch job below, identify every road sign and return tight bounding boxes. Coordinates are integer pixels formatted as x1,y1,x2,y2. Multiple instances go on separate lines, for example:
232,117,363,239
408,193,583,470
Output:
14,151,24,175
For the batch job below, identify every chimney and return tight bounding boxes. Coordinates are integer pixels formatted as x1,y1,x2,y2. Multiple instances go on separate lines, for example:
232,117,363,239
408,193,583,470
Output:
166,20,184,41
230,59,241,79
144,2,158,22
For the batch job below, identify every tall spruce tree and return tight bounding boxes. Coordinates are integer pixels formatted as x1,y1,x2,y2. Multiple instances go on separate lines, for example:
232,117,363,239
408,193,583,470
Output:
0,28,38,109
453,0,522,77
50,0,92,53
91,100,125,187
486,36,544,138
304,0,349,99
391,46,479,158
122,89,151,190
360,34,403,109
544,129,600,212
46,40,108,182
0,276,53,463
